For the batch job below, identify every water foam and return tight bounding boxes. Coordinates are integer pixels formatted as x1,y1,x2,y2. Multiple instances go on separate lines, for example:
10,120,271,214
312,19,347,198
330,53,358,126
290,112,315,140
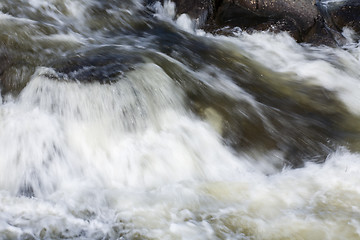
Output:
207,32,360,115
1,61,360,239
1,0,360,239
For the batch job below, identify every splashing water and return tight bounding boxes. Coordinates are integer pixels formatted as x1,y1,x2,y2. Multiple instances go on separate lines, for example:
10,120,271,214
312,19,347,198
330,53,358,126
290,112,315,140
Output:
0,0,360,239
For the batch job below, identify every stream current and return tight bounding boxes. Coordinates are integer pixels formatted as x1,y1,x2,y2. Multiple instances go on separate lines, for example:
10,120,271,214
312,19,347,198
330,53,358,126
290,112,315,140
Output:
0,0,360,239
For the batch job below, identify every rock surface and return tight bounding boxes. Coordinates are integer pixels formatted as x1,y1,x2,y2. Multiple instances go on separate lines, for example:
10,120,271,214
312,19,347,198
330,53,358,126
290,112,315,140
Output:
326,0,360,33
146,0,360,45
169,0,215,20
146,0,216,26
216,0,320,41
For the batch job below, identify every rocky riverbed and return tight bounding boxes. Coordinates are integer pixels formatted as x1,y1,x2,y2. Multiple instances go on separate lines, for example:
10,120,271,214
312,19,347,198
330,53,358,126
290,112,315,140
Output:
146,0,360,45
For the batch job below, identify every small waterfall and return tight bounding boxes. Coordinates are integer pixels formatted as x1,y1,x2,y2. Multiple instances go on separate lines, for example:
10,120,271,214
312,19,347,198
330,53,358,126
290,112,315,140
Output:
0,0,360,239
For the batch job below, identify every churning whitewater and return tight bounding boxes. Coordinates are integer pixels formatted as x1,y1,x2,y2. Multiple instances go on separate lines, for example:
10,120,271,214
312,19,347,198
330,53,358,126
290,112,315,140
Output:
0,0,360,239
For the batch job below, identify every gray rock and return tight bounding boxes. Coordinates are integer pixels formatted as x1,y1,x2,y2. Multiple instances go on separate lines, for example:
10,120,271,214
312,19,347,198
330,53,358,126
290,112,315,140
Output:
323,0,360,33
215,0,320,42
144,0,360,45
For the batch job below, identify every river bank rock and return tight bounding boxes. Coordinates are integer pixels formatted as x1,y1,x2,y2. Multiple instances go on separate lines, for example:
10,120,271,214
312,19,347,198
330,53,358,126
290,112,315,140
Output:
325,0,360,33
145,0,360,45
215,0,321,42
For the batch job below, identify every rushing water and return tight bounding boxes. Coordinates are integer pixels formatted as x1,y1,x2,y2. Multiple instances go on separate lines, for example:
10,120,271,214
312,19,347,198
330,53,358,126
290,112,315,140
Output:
0,0,360,239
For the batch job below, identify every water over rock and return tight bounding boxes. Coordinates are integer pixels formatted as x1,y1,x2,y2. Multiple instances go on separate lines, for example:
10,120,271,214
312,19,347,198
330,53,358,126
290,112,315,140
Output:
50,47,143,83
169,0,215,25
145,0,360,45
146,0,217,27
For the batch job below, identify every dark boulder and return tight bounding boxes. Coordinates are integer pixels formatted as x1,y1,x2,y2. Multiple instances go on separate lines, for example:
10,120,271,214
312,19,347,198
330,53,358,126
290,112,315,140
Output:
324,0,360,33
145,0,324,42
144,0,360,45
215,0,321,42
302,18,340,46
50,46,143,83
170,0,215,23
146,0,216,26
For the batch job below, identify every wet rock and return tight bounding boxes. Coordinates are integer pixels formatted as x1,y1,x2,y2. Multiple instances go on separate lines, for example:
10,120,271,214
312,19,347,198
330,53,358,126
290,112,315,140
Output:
144,0,360,45
171,0,215,22
148,46,345,169
146,0,216,26
326,0,360,33
145,0,360,45
302,18,340,46
0,47,35,96
0,48,11,89
145,0,323,42
215,0,320,42
51,47,143,83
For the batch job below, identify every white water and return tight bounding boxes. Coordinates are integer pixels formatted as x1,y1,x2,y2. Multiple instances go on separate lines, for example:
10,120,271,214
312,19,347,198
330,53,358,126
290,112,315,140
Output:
1,63,360,239
1,1,360,239
159,1,360,115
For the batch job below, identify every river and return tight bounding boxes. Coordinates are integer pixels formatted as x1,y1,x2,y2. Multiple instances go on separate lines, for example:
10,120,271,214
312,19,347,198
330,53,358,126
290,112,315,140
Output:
0,0,360,239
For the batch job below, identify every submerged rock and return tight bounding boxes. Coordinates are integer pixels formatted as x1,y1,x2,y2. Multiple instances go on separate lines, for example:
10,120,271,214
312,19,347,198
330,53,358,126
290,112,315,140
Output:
50,47,143,83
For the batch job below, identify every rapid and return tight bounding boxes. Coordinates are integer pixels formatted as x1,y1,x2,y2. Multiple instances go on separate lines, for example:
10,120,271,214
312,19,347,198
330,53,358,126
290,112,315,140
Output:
0,0,360,239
